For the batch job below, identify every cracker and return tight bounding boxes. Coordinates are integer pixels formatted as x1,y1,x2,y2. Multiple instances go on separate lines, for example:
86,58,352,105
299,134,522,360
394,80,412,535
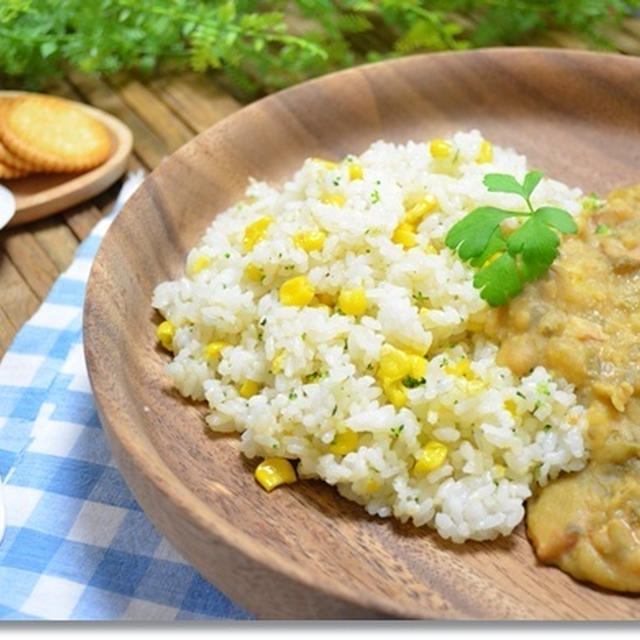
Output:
0,137,36,172
0,95,112,173
0,158,30,179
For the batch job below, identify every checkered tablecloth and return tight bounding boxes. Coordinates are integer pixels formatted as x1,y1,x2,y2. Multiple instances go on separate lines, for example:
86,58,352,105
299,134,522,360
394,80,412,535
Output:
0,173,251,621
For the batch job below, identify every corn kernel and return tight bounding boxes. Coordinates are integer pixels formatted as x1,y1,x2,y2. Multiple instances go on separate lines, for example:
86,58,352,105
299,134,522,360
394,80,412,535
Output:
476,140,493,164
392,223,418,249
156,320,175,351
245,263,264,282
404,195,438,224
329,428,358,455
408,354,427,378
382,379,407,408
279,275,315,306
348,163,363,181
271,350,286,374
321,193,346,207
254,457,297,492
413,441,448,474
313,157,338,170
504,398,518,416
243,216,273,251
364,478,379,493
204,341,227,361
378,344,412,382
338,287,367,316
430,138,452,158
239,379,260,398
445,357,473,379
293,229,326,252
190,255,211,276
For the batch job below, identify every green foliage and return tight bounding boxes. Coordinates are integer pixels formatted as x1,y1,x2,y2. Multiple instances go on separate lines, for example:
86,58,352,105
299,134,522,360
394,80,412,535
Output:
445,172,578,306
0,0,639,94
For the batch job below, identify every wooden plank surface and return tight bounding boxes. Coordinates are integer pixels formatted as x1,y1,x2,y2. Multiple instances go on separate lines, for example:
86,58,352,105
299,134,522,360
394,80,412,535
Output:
1,22,640,358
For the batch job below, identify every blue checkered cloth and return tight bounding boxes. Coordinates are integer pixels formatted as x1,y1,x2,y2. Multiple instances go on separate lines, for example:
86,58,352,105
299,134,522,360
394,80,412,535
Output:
0,173,251,621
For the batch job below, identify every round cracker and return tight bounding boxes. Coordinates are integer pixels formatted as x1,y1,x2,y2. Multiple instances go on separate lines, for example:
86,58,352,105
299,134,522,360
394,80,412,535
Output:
0,157,30,179
0,137,37,172
0,96,15,117
0,95,112,173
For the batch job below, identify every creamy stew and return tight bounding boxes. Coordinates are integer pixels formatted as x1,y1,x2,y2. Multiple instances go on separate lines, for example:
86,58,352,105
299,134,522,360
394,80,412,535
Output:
484,185,640,592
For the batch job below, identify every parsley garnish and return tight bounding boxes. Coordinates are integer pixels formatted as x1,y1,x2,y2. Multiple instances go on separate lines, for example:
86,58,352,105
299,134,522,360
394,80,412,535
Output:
371,189,380,204
390,424,404,438
445,172,578,306
401,375,426,388
412,291,427,306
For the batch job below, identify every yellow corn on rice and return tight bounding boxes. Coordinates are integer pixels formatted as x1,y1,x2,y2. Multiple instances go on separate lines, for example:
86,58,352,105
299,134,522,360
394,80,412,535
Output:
392,223,418,249
404,195,438,224
293,230,326,252
244,263,264,282
239,379,260,398
413,441,448,474
430,138,452,158
271,350,286,374
254,457,297,491
156,320,175,351
204,341,227,360
348,163,363,181
189,255,211,276
321,193,346,207
279,275,315,306
337,287,367,316
329,428,359,455
382,379,407,408
476,140,493,163
243,216,273,251
445,357,474,379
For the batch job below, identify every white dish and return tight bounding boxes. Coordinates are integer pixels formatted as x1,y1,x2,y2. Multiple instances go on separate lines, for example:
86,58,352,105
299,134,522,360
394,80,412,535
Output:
0,184,16,230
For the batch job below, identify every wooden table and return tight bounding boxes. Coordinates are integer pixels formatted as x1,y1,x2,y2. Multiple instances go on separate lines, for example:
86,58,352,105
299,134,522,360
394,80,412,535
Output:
1,21,640,358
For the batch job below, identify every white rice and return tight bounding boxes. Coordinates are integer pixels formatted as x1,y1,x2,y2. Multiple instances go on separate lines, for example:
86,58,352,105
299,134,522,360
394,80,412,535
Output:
152,129,588,543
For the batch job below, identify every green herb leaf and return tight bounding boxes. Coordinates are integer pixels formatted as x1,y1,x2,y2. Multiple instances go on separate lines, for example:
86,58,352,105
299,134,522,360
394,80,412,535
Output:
401,375,426,388
522,171,544,199
483,173,527,198
446,171,578,306
390,424,404,438
506,216,559,282
469,226,507,268
445,207,515,261
473,252,522,306
535,207,578,234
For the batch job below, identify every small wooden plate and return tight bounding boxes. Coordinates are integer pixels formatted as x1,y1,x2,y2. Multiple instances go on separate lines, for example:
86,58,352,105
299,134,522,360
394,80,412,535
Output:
84,48,640,620
0,91,133,227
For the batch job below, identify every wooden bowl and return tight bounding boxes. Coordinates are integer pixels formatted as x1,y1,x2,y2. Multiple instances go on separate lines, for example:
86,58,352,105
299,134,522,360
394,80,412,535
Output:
84,48,640,619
